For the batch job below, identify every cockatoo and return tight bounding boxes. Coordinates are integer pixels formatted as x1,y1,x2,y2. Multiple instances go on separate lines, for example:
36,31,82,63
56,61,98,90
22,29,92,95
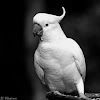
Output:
33,7,89,99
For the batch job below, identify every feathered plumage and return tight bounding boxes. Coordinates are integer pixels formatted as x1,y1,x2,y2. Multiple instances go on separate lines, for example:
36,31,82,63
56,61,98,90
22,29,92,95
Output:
33,7,89,99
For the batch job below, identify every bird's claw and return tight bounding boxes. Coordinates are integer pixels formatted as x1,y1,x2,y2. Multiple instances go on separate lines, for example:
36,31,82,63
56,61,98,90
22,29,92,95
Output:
53,91,65,96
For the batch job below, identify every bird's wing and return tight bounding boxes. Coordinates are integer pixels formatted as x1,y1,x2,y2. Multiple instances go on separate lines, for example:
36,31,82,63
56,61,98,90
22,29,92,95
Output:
67,38,86,81
74,58,86,81
34,51,45,84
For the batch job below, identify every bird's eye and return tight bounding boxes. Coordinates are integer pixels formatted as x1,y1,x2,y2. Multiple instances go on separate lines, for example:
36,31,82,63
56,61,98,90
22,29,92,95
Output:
45,23,49,27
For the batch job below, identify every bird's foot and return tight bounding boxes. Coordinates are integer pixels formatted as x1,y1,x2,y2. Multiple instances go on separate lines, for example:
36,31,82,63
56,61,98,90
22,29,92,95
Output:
46,91,66,96
54,91,65,96
79,97,91,100
79,93,92,100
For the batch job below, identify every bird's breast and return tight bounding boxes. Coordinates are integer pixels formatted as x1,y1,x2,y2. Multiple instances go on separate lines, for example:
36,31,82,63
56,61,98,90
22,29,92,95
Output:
38,42,75,67
35,44,81,92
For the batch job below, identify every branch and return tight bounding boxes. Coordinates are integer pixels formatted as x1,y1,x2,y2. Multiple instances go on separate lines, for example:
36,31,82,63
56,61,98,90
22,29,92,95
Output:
46,91,100,100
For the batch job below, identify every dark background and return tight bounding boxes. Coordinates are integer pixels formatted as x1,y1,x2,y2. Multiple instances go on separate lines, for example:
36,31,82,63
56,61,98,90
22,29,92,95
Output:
1,0,100,100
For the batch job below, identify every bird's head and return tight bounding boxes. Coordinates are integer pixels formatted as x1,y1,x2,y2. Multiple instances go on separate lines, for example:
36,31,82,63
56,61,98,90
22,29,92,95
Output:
33,7,66,37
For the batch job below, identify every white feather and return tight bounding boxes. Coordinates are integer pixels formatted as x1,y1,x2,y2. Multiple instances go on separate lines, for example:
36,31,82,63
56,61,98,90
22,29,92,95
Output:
33,7,86,98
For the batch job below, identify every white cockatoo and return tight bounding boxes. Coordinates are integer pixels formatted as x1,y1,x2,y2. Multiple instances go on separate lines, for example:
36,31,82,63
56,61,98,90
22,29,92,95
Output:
33,7,89,99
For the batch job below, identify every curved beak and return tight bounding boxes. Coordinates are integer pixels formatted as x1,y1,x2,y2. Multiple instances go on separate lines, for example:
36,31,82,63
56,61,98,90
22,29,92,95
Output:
33,23,43,37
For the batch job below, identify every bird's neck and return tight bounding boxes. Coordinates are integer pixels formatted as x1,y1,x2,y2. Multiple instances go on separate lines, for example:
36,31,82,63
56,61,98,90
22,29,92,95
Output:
41,24,67,43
